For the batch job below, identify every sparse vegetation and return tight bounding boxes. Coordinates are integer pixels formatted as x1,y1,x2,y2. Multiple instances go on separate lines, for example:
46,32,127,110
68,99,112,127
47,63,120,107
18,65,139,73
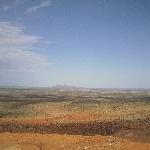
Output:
0,88,150,149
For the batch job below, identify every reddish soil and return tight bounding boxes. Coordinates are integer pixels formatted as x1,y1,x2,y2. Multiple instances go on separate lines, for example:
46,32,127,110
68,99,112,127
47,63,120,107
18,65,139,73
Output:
0,133,149,150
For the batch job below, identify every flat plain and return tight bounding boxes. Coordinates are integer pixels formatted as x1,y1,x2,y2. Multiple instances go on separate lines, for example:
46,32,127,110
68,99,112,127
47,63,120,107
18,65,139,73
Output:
0,88,150,150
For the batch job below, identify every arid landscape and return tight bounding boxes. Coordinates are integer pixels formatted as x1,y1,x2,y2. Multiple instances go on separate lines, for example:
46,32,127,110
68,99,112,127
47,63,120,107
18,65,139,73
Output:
0,87,150,150
1,0,150,149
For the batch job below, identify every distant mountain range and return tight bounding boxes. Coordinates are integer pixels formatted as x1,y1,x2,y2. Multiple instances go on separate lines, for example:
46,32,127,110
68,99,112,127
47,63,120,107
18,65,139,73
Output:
50,84,89,91
0,85,150,92
0,85,89,91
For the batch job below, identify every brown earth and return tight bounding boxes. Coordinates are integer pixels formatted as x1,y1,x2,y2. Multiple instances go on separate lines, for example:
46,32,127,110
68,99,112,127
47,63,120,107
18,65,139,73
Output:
0,133,150,150
0,90,150,149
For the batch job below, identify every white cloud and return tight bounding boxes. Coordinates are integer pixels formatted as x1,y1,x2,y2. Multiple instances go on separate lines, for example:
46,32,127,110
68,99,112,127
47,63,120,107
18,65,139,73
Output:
0,48,50,72
0,21,51,86
0,22,43,46
27,0,51,13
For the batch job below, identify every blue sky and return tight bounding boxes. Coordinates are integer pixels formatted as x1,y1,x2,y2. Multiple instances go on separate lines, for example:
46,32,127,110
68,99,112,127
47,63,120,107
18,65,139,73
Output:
0,0,150,88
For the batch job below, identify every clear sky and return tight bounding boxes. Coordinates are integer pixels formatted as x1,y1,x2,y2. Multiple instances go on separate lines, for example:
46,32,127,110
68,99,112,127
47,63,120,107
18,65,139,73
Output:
0,0,150,88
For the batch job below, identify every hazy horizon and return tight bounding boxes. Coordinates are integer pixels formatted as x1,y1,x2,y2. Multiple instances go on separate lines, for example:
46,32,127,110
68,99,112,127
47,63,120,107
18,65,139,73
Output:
0,0,150,88
0,84,150,90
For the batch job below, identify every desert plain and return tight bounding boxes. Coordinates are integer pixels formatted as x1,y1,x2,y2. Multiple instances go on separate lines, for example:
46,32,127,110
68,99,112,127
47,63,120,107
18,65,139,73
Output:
0,88,150,150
